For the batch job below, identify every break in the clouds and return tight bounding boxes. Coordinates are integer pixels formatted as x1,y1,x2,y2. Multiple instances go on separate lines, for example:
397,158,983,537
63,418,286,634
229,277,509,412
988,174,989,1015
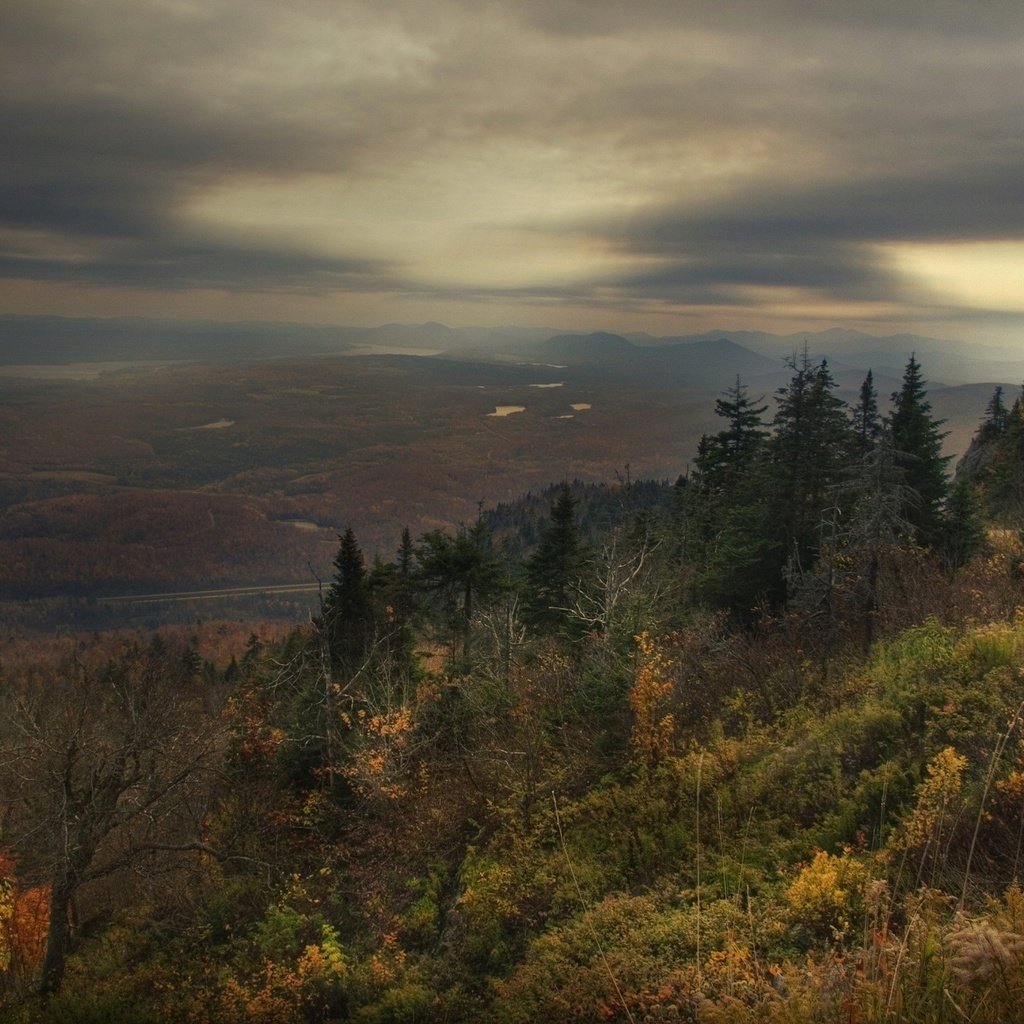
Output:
3,0,1024,339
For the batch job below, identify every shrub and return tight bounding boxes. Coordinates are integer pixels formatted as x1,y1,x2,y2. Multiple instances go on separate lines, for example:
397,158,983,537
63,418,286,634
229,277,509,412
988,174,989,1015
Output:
786,849,869,942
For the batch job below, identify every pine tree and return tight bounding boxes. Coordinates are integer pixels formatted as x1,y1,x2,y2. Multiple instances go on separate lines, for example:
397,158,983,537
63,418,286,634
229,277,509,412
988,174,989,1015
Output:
766,355,856,582
958,384,1024,521
693,376,768,498
525,484,584,635
941,476,985,570
322,526,373,675
888,354,951,548
852,370,881,455
417,518,504,661
980,385,1009,441
836,426,915,651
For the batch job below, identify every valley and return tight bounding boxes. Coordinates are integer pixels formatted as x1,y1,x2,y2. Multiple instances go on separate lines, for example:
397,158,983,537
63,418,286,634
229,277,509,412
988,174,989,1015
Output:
0,318,1017,628
0,351,713,617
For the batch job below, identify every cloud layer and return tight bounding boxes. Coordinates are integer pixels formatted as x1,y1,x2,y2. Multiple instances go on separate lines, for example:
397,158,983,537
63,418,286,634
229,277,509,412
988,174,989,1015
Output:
3,0,1024,337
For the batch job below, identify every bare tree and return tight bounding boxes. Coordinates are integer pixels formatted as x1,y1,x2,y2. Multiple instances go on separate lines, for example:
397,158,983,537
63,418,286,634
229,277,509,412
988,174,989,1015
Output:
568,528,666,640
0,639,224,996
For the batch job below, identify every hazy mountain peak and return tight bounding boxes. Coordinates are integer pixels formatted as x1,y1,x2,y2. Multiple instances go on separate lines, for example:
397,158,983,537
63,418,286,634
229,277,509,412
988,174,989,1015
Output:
538,331,636,361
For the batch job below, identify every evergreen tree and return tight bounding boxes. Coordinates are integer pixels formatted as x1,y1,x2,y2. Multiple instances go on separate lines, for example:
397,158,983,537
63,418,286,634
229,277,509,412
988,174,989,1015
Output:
995,390,1024,515
398,526,415,576
697,355,855,615
835,426,915,652
692,434,712,489
805,360,857,511
697,497,779,616
364,525,421,673
958,384,1024,521
693,377,768,498
766,355,856,583
688,378,769,600
367,527,419,632
393,526,418,627
940,476,985,571
686,435,717,557
525,484,584,635
888,354,951,548
417,517,505,661
852,370,881,455
321,526,373,675
979,385,1009,441
766,352,816,572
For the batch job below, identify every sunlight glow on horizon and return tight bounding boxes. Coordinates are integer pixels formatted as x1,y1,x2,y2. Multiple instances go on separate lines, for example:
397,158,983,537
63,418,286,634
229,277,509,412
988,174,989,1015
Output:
887,241,1024,313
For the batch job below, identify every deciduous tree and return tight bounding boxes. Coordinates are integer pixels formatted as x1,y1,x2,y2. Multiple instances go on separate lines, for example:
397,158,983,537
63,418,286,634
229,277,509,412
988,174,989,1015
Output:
0,640,223,995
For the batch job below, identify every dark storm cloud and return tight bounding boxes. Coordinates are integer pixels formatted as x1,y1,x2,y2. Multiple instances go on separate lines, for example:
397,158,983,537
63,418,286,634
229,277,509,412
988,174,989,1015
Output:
0,0,419,290
610,248,892,306
630,167,1024,251
0,238,389,293
0,90,355,239
555,160,1024,308
2,0,1024,325
500,0,1024,38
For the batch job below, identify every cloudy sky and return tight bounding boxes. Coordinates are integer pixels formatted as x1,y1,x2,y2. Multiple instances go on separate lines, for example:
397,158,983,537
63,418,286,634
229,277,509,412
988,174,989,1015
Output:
3,0,1024,341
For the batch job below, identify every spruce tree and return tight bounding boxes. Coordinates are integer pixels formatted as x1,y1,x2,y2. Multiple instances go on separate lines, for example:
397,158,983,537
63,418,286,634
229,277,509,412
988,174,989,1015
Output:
688,378,768,597
697,497,778,615
993,390,1024,515
322,526,373,675
980,385,1009,441
417,517,504,661
766,355,856,580
888,354,950,549
361,527,419,675
392,526,418,629
696,357,854,614
693,376,768,498
525,484,584,635
941,476,985,570
398,526,415,577
836,426,915,651
852,370,881,455
958,384,1024,521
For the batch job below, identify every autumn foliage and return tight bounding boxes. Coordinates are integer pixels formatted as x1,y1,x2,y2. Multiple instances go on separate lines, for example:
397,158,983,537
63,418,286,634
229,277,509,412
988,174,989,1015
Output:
5,366,1024,1022
0,855,49,990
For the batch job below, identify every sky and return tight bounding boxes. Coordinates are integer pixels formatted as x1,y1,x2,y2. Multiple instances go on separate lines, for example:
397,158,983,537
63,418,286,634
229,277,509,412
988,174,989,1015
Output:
3,0,1024,343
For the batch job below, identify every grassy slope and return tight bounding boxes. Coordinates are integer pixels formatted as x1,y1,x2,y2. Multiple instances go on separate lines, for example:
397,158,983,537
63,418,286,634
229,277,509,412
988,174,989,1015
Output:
14,602,1024,1024
437,617,1024,1022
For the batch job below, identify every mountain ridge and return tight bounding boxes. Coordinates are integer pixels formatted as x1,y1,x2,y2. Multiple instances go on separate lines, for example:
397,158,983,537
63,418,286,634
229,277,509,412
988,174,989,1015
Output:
2,314,1022,385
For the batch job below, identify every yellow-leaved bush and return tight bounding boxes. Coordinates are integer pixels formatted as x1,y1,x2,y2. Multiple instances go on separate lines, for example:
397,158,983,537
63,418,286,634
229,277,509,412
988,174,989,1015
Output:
786,849,869,939
630,632,677,767
895,745,967,852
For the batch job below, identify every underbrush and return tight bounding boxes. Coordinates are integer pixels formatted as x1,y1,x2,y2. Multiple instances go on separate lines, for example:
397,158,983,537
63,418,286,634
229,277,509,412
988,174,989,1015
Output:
8,613,1024,1022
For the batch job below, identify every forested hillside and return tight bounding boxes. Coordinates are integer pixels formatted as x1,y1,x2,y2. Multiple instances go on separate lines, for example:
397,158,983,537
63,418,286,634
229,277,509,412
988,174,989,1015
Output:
4,355,1024,1023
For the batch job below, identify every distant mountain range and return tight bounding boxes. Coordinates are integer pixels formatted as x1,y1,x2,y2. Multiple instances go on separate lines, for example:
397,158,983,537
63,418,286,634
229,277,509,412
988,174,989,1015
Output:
532,332,781,389
1,315,1021,388
623,327,1024,387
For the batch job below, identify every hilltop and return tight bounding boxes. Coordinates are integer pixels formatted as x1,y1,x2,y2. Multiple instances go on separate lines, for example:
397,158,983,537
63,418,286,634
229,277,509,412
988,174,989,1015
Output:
3,352,1024,1021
